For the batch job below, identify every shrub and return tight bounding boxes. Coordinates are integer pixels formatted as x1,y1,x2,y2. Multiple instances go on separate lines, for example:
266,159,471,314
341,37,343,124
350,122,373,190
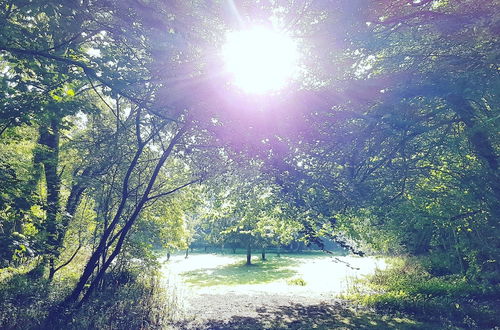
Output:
0,264,178,329
345,257,500,329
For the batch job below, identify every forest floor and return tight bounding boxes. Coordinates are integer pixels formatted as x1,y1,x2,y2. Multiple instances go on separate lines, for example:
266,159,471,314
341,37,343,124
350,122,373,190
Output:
159,252,443,329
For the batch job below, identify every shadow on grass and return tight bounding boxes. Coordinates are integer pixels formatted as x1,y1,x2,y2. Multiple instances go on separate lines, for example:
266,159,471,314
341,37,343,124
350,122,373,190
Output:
180,257,299,286
176,301,436,329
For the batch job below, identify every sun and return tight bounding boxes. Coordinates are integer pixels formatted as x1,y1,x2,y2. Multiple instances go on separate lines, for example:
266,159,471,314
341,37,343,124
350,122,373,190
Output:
222,27,299,95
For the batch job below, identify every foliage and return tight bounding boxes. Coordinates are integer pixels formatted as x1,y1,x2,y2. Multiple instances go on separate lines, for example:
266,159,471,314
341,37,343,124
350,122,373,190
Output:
0,0,498,324
0,263,176,329
198,165,303,259
346,257,500,328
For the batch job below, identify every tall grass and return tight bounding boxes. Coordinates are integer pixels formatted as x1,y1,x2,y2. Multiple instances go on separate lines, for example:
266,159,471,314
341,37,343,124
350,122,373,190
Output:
344,257,500,328
0,261,180,329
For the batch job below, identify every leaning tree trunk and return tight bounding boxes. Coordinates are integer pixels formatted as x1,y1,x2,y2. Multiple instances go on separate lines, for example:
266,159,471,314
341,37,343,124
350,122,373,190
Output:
63,122,188,306
49,167,93,280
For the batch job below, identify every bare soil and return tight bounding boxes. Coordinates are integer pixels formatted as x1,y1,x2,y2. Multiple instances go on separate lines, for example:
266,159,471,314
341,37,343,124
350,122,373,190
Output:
172,292,426,329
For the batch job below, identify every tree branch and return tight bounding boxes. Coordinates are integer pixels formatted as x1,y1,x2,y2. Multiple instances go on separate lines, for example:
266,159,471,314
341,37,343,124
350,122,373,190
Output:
145,178,200,202
0,46,178,122
53,244,82,273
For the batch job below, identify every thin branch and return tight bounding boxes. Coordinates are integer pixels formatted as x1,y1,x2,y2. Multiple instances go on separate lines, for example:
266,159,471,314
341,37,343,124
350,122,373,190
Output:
53,244,82,273
145,178,200,202
0,119,14,137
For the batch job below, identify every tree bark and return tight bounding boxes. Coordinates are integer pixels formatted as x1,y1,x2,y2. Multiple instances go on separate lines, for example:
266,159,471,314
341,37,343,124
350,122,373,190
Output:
447,95,500,215
246,244,252,265
64,122,187,306
36,119,61,281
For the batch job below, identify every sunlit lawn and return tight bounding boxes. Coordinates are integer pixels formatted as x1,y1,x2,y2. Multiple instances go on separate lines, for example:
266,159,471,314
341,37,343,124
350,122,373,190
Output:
161,249,384,295
180,255,299,286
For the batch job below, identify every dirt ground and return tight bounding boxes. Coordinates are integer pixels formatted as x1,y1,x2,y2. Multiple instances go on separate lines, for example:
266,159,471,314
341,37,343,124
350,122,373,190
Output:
171,292,427,329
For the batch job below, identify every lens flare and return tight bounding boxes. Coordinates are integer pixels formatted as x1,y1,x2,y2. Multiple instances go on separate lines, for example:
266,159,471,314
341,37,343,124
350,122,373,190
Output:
222,27,299,94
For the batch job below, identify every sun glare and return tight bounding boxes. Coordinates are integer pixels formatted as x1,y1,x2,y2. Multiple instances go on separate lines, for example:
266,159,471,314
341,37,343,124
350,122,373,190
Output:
222,27,299,94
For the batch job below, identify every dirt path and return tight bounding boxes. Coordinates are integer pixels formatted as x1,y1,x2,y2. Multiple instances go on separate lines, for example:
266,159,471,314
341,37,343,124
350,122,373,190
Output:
172,293,425,329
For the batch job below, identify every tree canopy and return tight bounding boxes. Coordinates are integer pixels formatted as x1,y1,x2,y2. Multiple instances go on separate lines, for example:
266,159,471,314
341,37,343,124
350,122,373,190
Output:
0,0,498,314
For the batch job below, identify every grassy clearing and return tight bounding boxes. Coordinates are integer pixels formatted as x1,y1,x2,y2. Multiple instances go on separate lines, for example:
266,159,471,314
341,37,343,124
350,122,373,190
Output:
344,257,500,329
169,250,386,297
176,248,348,287
180,256,299,286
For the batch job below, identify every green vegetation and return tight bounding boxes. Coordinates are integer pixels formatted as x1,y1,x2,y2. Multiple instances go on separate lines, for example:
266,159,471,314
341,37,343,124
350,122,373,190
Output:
0,261,175,329
0,0,498,328
287,277,307,286
346,257,500,328
182,257,298,286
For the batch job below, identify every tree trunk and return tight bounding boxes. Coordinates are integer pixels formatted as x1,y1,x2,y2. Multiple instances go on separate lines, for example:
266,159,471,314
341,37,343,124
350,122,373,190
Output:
276,246,281,257
261,249,266,261
37,119,61,280
447,94,500,201
63,123,187,306
185,248,189,259
447,94,500,273
246,244,252,265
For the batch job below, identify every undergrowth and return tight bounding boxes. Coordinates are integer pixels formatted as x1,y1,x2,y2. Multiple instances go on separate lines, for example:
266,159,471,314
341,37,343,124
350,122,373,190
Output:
345,257,500,328
0,262,177,329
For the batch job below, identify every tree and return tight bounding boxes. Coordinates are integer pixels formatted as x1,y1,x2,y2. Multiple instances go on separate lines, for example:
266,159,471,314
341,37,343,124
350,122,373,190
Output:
199,163,303,265
249,0,499,275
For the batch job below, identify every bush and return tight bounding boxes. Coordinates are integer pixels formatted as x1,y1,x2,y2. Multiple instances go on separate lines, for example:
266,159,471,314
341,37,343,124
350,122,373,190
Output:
0,272,51,328
0,265,178,329
345,257,500,328
64,270,173,329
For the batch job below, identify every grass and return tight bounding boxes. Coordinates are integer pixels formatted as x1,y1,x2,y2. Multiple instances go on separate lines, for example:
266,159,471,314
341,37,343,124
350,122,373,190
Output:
344,257,500,329
0,258,179,329
64,271,174,329
180,256,299,286
287,277,307,286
